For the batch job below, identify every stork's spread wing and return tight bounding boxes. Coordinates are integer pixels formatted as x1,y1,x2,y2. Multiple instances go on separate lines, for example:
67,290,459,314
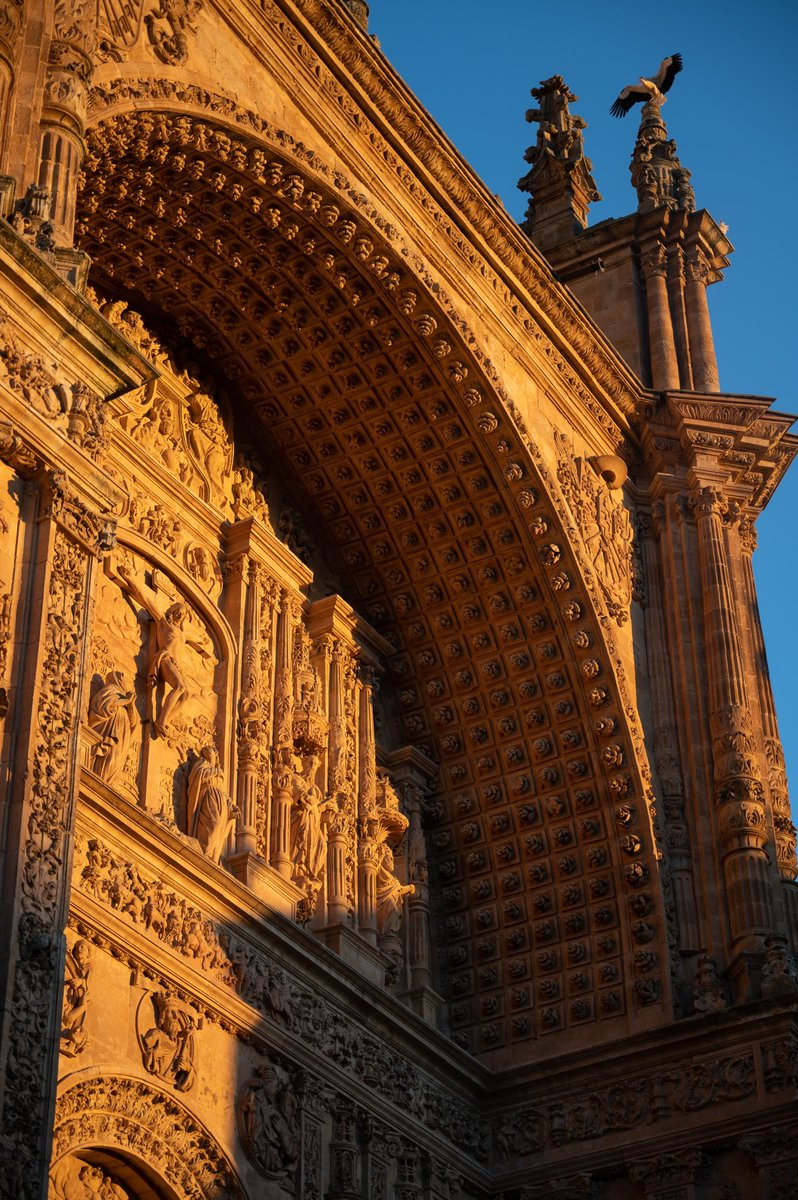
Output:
653,53,683,94
610,85,652,118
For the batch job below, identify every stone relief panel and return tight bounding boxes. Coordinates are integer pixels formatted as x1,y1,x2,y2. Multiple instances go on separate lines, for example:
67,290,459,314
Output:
137,990,198,1092
70,830,489,1164
238,1058,300,1187
51,1157,130,1200
88,548,222,822
94,0,203,66
554,431,634,623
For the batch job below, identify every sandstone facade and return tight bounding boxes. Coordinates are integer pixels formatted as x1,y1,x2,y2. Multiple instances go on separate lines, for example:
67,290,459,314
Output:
0,3,795,1199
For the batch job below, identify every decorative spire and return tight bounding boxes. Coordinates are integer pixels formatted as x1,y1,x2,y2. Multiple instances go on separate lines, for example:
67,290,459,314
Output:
630,99,695,213
518,75,601,252
341,0,369,30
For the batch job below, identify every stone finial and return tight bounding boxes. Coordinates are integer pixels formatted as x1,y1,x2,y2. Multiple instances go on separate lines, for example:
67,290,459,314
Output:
518,75,601,252
630,101,695,214
341,0,369,29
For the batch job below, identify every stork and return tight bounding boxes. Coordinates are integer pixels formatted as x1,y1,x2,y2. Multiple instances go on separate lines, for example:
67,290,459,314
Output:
610,54,683,118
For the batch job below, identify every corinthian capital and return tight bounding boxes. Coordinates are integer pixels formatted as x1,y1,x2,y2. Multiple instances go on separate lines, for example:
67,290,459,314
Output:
689,484,727,520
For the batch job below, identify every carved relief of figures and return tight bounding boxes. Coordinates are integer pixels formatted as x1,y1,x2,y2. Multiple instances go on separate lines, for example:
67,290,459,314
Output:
51,1158,129,1200
105,559,212,737
186,745,238,863
291,753,335,907
87,671,137,785
238,1060,300,1184
138,991,197,1091
60,940,91,1057
555,433,633,621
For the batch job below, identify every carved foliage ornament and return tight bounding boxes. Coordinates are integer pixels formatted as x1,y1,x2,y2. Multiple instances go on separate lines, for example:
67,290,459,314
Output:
0,526,92,1195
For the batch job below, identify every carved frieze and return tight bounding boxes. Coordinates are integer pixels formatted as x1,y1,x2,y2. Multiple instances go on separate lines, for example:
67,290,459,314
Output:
496,1049,756,1159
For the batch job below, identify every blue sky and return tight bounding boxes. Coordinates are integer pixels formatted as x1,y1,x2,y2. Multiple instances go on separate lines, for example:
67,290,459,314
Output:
372,1,798,805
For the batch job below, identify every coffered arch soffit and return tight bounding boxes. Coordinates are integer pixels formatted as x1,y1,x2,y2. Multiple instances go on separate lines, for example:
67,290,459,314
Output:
77,99,671,1060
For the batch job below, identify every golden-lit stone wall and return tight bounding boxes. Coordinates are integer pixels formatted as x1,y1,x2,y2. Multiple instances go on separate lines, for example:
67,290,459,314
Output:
0,3,797,1199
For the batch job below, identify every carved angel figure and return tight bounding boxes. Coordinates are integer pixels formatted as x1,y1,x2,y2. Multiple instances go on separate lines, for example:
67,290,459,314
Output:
88,671,137,785
106,561,212,736
290,753,335,896
140,992,196,1092
60,940,91,1058
186,745,238,863
238,1062,299,1182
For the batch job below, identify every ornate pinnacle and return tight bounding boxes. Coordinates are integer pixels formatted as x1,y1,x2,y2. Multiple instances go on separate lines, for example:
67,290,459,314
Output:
630,103,695,214
518,75,600,252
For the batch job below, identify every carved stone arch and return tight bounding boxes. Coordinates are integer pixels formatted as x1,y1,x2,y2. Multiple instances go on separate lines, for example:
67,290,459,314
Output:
51,1072,246,1200
77,97,673,1063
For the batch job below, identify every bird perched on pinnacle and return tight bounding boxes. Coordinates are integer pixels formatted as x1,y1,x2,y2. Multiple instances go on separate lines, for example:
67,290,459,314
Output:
610,53,683,118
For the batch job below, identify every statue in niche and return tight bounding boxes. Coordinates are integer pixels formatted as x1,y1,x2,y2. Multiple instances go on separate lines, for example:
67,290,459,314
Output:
238,1060,300,1184
139,991,197,1092
60,940,92,1058
376,844,414,938
185,385,229,506
186,745,238,863
105,560,212,736
87,671,137,785
290,753,335,904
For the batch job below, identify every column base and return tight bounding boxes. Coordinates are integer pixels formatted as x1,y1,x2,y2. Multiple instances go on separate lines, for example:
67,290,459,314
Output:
727,948,764,1002
320,923,386,986
226,851,303,919
398,983,444,1027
